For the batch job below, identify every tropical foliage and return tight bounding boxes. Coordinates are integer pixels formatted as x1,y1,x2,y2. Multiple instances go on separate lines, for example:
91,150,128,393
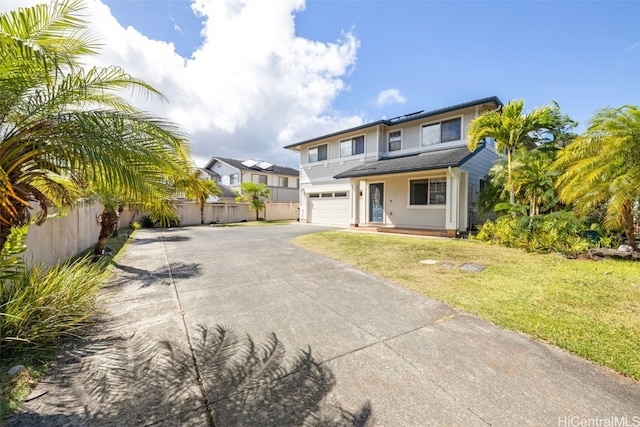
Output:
555,105,640,248
468,99,575,208
0,0,192,253
235,182,271,221
0,255,105,357
171,168,221,225
474,211,592,257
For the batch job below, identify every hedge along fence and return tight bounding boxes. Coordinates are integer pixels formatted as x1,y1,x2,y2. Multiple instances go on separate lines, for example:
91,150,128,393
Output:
20,201,299,267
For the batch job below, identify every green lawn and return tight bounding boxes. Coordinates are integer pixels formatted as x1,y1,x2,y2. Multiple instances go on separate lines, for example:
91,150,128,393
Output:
293,231,640,381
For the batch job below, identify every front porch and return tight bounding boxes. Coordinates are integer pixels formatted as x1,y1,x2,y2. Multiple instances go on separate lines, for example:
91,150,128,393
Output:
349,224,461,238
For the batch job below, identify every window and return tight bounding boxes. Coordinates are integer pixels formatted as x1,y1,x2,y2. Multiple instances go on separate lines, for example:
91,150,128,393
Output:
334,192,348,198
230,173,239,185
479,178,488,193
309,193,320,198
409,178,447,205
252,174,267,184
279,176,288,187
340,136,365,157
308,144,328,162
388,130,402,151
421,117,462,146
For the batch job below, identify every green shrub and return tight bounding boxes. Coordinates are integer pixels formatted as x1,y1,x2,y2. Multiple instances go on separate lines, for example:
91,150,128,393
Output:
130,221,142,231
139,215,155,228
474,211,593,257
0,257,105,357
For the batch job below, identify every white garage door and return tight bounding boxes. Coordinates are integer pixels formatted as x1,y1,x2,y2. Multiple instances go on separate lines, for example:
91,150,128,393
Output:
308,192,349,226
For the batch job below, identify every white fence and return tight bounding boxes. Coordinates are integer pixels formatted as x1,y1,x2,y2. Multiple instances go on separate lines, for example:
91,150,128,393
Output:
19,201,298,266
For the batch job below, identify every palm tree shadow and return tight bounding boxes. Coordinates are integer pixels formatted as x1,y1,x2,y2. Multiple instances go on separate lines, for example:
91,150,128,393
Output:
6,325,372,426
105,261,202,288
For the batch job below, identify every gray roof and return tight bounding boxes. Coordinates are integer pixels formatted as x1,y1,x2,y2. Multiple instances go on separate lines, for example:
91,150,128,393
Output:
217,183,237,198
284,96,502,150
206,157,299,177
333,145,484,179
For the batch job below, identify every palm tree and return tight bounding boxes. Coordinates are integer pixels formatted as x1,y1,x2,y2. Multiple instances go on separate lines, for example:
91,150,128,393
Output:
0,0,192,252
173,168,221,225
235,182,271,221
555,105,640,249
467,99,570,207
511,147,561,216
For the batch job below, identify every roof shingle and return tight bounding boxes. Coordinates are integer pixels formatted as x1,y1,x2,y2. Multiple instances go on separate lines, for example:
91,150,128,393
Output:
333,145,484,179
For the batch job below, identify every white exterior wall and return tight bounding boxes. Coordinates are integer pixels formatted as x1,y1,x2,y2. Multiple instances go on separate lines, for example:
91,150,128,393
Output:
355,172,447,229
210,162,240,186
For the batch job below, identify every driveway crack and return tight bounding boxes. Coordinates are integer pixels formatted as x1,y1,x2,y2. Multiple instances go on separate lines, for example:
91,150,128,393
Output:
161,235,216,427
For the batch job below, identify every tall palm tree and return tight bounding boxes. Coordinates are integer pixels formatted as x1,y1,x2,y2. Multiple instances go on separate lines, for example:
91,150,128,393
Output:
235,182,271,221
555,105,640,248
467,99,569,206
0,0,192,252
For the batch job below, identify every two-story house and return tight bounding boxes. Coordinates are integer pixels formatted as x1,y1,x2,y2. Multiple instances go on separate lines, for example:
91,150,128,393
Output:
203,157,300,203
284,96,503,236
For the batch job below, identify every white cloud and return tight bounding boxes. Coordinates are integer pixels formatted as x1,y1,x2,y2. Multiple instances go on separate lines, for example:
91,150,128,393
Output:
375,88,407,108
1,0,362,167
625,40,640,51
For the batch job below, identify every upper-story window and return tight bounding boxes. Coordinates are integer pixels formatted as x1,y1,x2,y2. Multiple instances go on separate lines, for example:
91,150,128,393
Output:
308,144,328,163
278,176,288,187
421,117,462,146
252,174,267,184
340,135,365,157
230,173,239,185
388,130,402,152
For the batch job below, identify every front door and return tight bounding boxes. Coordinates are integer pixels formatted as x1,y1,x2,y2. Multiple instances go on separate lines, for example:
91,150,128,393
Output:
369,183,384,223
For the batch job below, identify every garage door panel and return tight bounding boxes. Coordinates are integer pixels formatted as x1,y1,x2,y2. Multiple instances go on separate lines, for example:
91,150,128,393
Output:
309,197,349,226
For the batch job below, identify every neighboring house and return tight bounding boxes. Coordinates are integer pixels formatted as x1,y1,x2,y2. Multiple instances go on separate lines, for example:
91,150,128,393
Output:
284,96,503,236
203,157,300,202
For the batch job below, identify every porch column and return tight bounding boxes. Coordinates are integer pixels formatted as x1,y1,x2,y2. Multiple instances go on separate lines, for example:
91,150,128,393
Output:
445,167,459,236
350,180,360,226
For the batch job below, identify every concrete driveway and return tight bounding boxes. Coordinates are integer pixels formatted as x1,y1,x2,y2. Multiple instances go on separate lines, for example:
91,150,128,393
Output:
8,224,640,426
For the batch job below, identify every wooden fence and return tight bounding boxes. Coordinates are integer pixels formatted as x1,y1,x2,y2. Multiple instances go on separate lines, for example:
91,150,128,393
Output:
20,201,298,266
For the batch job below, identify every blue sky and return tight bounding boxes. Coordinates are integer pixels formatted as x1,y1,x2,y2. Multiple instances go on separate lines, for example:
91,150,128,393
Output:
3,1,639,167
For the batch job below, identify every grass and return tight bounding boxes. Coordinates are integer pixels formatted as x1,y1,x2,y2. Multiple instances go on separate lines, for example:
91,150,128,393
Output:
210,220,295,227
293,231,640,381
0,232,132,421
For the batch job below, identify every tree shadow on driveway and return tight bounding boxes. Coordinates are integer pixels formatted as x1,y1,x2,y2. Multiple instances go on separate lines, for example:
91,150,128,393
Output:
5,325,372,427
105,262,202,289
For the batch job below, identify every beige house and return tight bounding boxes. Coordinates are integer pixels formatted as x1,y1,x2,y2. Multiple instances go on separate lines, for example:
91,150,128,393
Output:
284,96,503,236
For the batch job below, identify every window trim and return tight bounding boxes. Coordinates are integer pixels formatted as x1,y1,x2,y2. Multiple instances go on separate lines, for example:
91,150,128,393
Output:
407,176,447,208
388,129,402,152
278,176,289,187
339,135,365,158
420,116,463,147
308,143,328,163
252,174,267,185
230,173,239,185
